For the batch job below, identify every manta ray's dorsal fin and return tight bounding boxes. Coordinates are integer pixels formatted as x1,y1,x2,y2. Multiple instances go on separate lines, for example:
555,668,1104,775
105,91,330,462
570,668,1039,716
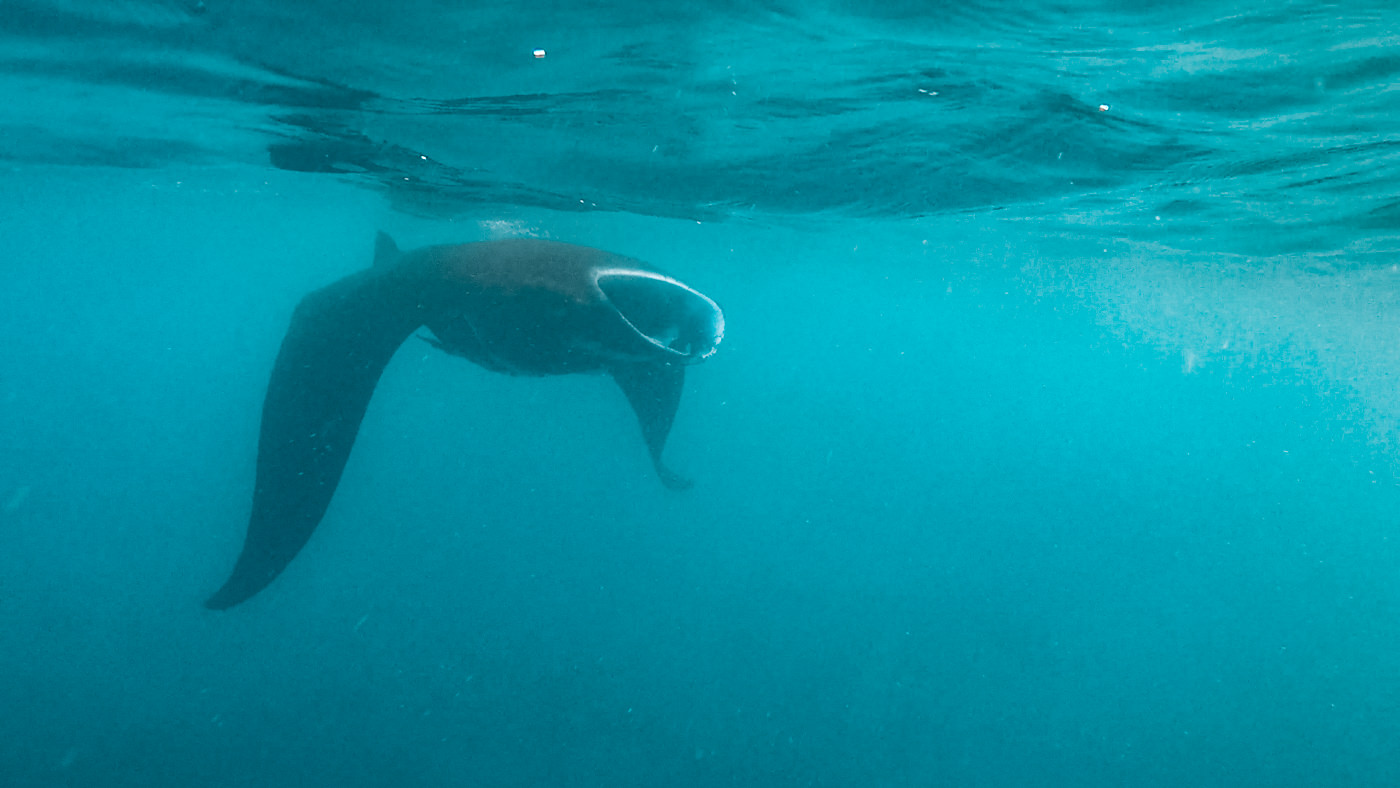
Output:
374,231,401,269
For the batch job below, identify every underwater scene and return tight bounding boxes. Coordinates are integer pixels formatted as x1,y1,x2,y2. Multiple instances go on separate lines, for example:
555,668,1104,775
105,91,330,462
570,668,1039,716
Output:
3,1,1400,785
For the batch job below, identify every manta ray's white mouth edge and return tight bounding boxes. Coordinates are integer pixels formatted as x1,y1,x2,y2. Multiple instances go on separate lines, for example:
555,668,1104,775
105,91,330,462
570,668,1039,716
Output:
593,267,725,360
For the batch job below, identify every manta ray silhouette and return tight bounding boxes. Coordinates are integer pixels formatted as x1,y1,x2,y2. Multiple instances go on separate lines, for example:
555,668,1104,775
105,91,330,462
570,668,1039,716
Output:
206,233,725,609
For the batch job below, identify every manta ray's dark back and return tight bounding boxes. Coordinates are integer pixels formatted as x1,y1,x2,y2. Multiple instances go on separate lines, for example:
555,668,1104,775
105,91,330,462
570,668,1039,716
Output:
205,233,724,610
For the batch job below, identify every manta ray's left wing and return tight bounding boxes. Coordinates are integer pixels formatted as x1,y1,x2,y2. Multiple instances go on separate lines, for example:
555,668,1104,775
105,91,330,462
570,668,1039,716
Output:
610,361,692,490
206,268,423,609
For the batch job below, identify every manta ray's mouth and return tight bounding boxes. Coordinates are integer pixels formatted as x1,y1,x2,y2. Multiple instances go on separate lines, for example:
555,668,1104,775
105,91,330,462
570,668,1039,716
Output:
595,269,724,361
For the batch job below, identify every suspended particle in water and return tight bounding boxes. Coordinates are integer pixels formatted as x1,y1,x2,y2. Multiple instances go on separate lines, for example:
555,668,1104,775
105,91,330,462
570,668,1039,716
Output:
1098,104,1110,112
533,49,547,59
2,485,29,513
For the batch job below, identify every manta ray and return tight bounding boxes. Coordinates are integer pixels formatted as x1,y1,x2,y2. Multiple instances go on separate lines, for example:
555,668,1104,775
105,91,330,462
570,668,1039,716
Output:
206,232,724,609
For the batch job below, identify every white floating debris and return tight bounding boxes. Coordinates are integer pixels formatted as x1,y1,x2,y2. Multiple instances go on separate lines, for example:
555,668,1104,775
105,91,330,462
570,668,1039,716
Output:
1098,104,1110,112
533,49,547,59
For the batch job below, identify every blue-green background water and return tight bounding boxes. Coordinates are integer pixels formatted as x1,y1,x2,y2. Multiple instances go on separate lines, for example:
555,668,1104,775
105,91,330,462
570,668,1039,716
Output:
4,1,1400,785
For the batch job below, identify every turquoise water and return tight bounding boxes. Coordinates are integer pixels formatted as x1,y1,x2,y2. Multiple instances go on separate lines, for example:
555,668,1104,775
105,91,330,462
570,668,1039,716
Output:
3,1,1400,785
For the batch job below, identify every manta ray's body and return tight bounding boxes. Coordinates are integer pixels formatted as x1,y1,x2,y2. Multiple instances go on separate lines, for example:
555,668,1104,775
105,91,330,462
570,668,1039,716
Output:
206,233,724,609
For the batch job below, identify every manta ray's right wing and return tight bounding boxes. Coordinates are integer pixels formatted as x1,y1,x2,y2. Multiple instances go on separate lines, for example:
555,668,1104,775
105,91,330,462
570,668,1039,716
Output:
205,268,423,609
